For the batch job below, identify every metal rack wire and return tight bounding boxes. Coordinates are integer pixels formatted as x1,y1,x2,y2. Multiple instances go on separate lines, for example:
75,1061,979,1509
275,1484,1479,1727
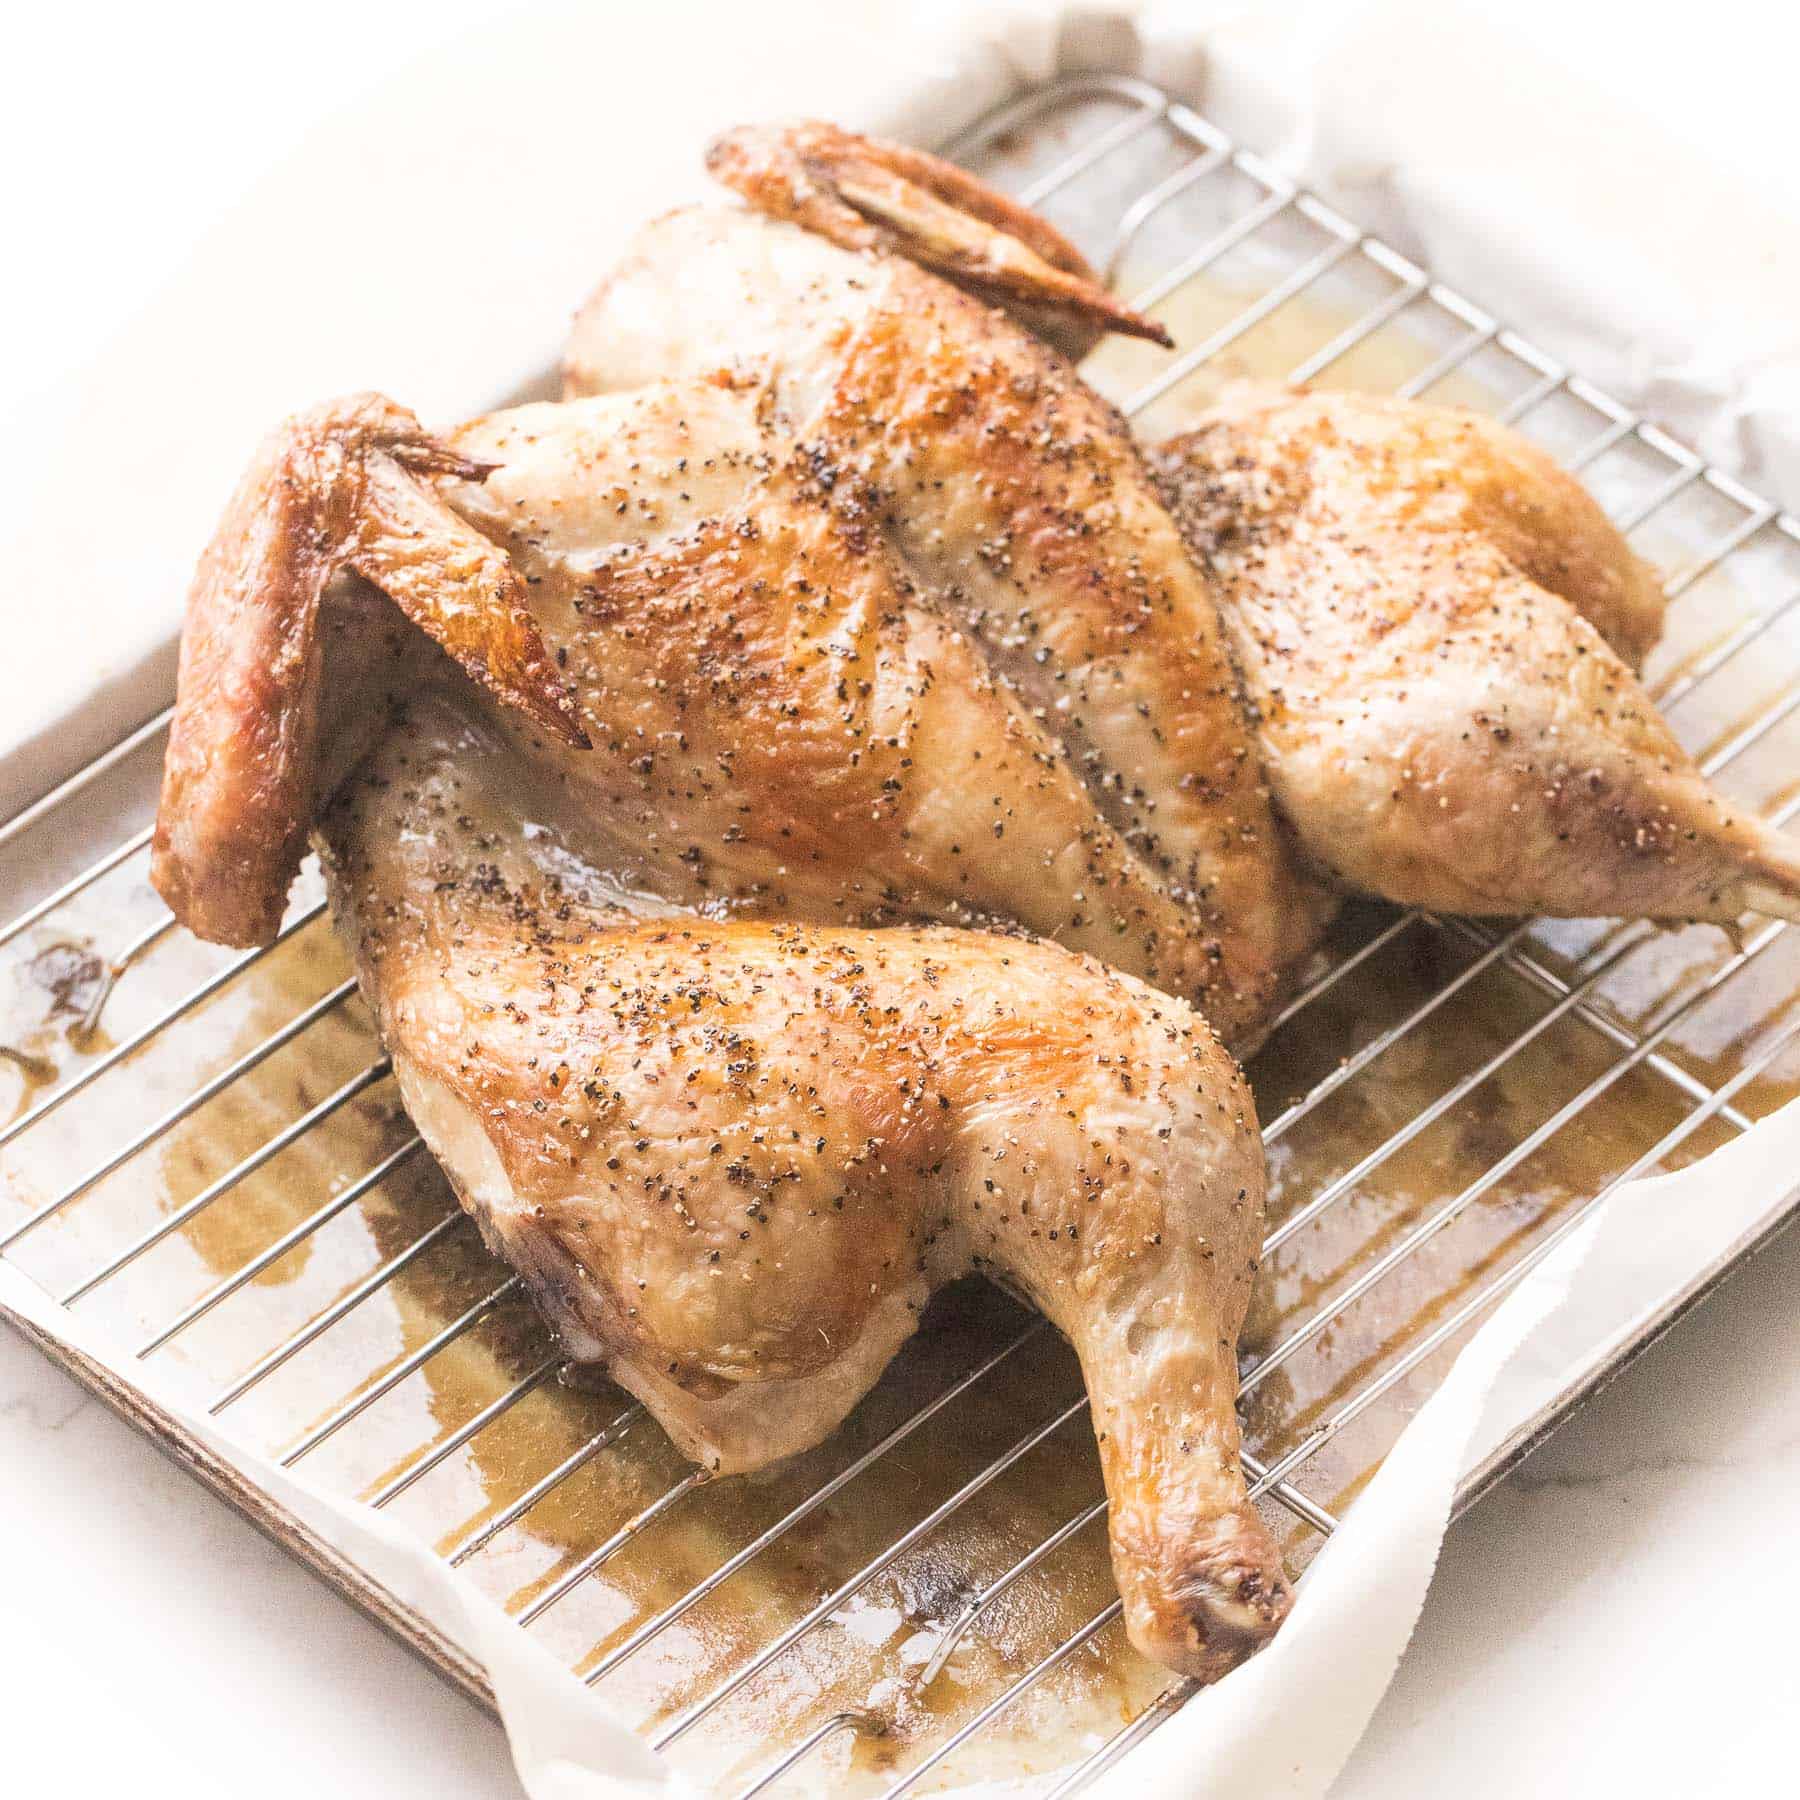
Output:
4,74,1800,1798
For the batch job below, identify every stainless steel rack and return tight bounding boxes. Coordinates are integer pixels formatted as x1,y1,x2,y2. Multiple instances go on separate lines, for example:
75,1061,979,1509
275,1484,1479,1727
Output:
3,74,1799,1798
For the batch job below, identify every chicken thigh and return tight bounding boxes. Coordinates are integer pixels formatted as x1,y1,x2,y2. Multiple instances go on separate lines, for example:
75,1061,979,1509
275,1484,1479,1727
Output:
319,677,1287,1680
1156,387,1800,923
620,123,1800,934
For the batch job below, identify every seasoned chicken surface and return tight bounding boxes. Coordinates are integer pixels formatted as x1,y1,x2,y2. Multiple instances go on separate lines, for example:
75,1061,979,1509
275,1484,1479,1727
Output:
147,119,1800,1704
152,393,1292,1681
319,678,1288,1679
564,197,1335,1049
444,385,1268,1016
156,386,1291,1046
1156,388,1800,923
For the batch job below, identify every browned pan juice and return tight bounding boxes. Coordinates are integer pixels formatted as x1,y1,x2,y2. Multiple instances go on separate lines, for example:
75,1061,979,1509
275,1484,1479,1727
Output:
6,258,1800,1792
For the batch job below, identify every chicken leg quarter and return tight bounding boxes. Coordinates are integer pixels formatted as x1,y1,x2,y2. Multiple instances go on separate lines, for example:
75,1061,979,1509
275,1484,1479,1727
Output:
1156,388,1800,923
151,396,1293,1682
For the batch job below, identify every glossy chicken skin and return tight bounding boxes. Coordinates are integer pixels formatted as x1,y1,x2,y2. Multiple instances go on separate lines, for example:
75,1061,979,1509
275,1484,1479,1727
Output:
565,176,1334,1049
1157,388,1800,923
154,383,1277,1040
441,381,1259,1013
316,685,1288,1678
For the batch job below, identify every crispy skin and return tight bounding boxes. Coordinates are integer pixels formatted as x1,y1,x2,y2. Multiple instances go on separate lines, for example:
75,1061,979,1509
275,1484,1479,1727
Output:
705,120,1171,359
565,207,1336,1047
151,393,584,946
150,376,1295,1038
1157,389,1800,922
320,685,1289,1680
439,383,1251,1017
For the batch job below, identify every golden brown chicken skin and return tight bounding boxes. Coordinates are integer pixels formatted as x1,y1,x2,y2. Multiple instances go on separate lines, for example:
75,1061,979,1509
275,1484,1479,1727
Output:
564,190,1336,1051
153,379,1290,1053
1156,388,1800,924
443,381,1266,1018
317,680,1289,1681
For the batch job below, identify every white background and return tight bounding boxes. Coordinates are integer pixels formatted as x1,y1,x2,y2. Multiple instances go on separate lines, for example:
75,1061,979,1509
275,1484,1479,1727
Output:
4,2,1800,1796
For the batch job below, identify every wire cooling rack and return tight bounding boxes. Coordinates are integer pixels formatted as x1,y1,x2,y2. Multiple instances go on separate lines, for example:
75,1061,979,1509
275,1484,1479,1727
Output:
4,75,1800,1797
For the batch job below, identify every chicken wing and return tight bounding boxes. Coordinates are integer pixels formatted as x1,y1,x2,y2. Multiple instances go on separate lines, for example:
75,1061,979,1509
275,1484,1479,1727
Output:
703,119,1172,359
150,393,585,947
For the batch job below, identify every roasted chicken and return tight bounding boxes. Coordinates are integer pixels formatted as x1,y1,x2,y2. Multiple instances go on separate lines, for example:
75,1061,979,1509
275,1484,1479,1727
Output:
147,120,1800,1700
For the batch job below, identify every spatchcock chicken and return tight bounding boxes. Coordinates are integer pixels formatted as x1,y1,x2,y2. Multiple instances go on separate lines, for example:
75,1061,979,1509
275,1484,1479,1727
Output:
150,121,1800,1688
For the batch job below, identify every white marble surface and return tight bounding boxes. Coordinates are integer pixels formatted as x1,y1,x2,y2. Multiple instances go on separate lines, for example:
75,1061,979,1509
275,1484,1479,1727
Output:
6,3,1800,1796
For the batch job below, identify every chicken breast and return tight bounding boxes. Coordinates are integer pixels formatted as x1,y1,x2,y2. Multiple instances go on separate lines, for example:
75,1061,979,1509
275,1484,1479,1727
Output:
564,198,1335,1049
155,387,1305,1050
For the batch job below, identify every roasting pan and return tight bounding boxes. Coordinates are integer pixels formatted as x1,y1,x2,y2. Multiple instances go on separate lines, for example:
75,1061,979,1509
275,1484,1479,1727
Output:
5,75,1800,1796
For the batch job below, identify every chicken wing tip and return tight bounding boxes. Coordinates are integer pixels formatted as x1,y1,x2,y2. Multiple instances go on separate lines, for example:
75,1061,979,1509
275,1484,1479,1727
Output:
706,118,1172,353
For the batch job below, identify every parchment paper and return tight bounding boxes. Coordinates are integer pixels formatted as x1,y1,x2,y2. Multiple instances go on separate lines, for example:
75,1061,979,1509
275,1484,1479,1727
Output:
8,1,1800,1794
